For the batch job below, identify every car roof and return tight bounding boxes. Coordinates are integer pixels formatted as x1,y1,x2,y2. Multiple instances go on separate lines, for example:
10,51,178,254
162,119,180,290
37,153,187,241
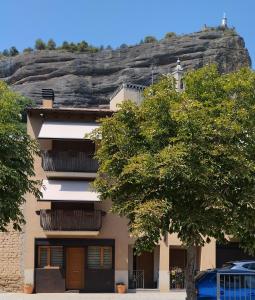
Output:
226,260,255,264
202,268,255,274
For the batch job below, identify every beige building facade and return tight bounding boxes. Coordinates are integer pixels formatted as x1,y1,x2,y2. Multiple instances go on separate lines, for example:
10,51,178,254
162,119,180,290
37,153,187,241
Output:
20,85,219,293
1,67,252,293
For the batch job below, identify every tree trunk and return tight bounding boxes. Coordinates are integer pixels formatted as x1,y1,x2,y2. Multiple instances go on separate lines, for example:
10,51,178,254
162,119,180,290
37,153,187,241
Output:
185,245,197,300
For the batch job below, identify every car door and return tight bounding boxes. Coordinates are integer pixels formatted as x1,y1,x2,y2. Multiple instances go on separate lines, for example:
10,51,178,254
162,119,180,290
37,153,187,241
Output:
197,272,217,299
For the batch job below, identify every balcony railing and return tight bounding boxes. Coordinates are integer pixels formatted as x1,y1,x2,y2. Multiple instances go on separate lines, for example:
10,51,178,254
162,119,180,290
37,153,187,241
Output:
41,150,99,172
40,209,102,231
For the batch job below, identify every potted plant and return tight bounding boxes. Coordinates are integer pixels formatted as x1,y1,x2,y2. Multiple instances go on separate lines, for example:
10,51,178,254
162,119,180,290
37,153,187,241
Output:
116,282,126,293
23,283,33,294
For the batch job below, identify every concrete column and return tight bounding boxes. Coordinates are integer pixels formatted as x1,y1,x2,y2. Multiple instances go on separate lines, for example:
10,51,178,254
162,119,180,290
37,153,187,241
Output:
158,235,169,292
114,239,129,288
200,239,216,270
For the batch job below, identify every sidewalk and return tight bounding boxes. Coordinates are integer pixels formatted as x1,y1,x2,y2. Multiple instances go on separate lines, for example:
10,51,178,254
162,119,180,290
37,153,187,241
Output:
0,292,186,300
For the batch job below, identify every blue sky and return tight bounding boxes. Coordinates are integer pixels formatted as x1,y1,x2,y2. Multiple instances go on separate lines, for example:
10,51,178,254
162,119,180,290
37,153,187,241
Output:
1,0,254,66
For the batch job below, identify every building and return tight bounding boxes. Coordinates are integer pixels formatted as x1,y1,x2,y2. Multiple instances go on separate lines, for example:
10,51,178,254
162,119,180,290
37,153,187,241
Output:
21,63,214,293
1,58,254,293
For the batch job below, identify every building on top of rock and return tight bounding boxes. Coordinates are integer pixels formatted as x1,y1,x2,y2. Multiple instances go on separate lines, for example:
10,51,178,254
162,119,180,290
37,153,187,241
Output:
109,83,146,110
171,58,184,92
110,59,185,110
221,13,228,29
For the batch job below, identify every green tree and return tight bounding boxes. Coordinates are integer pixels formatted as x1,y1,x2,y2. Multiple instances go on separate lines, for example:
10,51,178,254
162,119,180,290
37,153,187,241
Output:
144,36,157,43
77,40,88,52
94,65,255,299
2,49,10,57
120,43,128,49
47,39,56,50
23,47,33,54
0,81,40,231
61,41,70,51
164,32,177,39
35,39,46,50
9,46,19,56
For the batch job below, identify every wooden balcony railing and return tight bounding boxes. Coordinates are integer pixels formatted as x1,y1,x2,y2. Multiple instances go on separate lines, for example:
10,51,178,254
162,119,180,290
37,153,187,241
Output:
41,150,99,172
40,209,102,231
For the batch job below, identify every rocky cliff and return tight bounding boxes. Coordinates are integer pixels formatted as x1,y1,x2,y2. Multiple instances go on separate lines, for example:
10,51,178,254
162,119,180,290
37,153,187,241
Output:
0,28,251,107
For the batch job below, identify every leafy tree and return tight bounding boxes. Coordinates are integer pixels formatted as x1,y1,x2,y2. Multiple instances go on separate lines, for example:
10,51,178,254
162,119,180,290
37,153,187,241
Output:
68,42,77,52
77,40,88,52
35,39,46,50
47,39,56,50
120,43,128,49
0,81,40,231
2,49,10,57
61,41,70,51
9,46,19,56
165,32,177,39
94,65,255,299
23,47,33,54
144,36,157,43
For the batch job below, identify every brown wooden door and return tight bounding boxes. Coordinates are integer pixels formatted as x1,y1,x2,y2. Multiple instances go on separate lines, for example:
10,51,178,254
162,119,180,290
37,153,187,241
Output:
136,251,154,288
66,248,85,290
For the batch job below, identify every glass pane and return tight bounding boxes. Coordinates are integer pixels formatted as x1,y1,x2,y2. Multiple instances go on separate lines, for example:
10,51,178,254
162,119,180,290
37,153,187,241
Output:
103,247,112,269
39,247,48,267
51,247,63,267
88,246,101,269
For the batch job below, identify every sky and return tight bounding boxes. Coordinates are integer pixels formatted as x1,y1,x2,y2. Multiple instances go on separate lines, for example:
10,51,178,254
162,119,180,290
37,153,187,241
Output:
0,0,254,66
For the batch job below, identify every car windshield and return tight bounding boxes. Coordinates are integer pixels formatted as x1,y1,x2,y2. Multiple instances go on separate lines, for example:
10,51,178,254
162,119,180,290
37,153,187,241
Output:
195,271,207,281
221,263,234,269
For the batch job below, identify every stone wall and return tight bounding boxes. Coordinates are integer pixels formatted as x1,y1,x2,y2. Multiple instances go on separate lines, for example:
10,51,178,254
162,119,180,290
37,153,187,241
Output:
0,227,24,292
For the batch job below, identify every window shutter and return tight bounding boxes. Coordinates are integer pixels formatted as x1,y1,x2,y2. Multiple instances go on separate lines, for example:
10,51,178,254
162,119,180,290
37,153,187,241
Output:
103,247,112,269
39,247,48,267
51,247,63,267
88,246,101,269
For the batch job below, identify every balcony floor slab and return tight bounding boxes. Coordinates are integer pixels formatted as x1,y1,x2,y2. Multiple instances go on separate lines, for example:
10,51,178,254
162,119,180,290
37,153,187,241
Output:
43,231,100,237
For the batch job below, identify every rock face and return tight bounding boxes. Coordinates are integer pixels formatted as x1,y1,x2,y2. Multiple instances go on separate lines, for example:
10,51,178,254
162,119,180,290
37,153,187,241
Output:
0,29,251,107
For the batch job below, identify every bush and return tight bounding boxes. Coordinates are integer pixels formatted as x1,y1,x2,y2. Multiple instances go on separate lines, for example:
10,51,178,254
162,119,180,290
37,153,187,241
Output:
120,43,128,49
23,47,33,54
165,32,177,39
77,40,88,52
9,46,19,56
47,39,56,50
61,41,70,50
144,36,157,43
35,39,46,50
2,49,10,56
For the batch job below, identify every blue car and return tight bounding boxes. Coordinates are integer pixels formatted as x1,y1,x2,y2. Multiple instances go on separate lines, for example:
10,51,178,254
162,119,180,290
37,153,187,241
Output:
195,268,255,299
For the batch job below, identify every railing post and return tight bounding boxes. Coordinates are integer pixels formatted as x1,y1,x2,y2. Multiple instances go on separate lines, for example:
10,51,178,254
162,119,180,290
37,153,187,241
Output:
216,272,220,300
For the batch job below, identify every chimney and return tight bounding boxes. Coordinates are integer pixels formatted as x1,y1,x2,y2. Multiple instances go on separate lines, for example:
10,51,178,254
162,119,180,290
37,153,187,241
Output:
42,89,54,108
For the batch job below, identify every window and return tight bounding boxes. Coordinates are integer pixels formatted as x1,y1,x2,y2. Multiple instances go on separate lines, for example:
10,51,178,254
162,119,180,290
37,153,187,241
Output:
87,246,112,269
38,246,63,268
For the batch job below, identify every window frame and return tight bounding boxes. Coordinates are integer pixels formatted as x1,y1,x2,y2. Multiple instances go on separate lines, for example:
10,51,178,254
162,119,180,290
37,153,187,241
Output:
38,246,63,268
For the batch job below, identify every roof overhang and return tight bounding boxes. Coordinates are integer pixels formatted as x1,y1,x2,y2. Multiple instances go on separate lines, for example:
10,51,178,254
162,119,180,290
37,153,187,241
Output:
40,179,100,202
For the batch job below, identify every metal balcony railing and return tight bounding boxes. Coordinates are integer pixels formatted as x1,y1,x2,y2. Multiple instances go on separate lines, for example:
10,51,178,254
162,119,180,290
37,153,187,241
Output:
40,209,102,231
41,150,99,172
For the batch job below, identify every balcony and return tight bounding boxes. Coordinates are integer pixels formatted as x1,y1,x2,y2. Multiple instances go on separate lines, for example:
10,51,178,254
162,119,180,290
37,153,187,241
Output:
41,150,99,173
40,209,102,236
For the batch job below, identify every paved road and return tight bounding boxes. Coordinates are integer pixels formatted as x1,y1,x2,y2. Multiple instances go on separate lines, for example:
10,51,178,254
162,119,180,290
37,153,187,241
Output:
0,292,186,300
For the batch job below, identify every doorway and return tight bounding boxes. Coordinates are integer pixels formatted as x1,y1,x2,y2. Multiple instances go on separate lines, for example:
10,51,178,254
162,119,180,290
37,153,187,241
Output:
134,251,154,288
66,247,85,290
